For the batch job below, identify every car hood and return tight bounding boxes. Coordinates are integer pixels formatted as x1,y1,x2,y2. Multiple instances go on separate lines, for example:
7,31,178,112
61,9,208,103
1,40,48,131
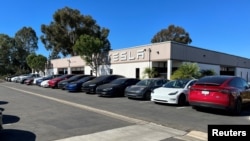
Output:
51,78,62,81
153,87,186,95
97,84,119,89
82,80,101,86
126,85,148,92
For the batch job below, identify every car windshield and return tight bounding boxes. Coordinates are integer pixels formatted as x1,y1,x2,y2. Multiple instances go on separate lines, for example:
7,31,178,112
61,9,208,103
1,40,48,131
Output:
163,79,190,88
136,79,154,86
92,75,110,81
110,78,127,84
67,75,83,81
196,76,230,85
76,76,93,82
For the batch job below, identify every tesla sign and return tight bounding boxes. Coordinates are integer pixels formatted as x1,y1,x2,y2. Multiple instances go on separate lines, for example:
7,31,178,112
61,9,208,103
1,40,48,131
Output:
112,49,145,62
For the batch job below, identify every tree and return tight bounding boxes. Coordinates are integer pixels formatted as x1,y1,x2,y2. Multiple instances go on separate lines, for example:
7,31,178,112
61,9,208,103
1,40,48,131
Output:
34,55,47,73
40,6,108,58
26,53,37,72
26,54,47,73
73,35,110,76
0,34,14,74
142,67,158,78
151,24,192,44
13,27,38,72
171,62,201,80
200,69,216,78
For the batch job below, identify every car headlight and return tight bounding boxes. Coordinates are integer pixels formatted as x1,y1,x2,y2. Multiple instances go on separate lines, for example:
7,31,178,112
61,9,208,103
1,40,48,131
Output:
169,91,179,95
70,83,77,87
104,87,113,91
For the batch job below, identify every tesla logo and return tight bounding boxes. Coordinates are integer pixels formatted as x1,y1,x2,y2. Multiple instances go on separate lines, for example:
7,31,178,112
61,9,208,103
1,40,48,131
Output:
112,49,145,61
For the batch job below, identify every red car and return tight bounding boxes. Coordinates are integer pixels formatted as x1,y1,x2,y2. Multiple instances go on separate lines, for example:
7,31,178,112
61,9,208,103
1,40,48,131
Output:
188,75,250,115
48,74,74,88
24,77,34,85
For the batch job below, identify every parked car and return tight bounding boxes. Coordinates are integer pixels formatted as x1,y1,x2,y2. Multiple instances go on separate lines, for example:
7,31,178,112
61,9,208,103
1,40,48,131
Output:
188,75,250,115
66,76,96,92
24,77,35,85
81,75,124,94
16,73,40,84
11,74,29,82
33,76,47,85
125,78,169,100
36,74,62,86
40,80,50,88
58,74,90,90
96,78,140,97
151,79,197,106
0,109,3,130
5,74,18,82
48,74,74,88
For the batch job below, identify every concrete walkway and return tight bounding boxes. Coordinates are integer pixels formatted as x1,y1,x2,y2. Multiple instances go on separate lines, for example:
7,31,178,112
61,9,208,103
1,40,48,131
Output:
55,123,207,141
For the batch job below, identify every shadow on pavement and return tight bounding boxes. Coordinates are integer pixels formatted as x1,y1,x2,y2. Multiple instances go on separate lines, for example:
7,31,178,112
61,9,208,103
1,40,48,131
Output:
2,115,20,124
0,129,36,141
193,106,250,116
0,101,9,105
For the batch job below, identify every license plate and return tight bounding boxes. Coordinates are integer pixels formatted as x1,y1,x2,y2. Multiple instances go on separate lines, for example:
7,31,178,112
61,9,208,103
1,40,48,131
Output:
201,90,209,95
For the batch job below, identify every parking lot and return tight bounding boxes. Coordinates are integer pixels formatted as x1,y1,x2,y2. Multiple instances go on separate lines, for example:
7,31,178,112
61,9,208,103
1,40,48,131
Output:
1,81,250,141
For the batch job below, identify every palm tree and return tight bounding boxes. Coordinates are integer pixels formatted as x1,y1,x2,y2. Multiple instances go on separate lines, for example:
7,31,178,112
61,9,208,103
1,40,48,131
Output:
143,67,158,78
171,62,201,80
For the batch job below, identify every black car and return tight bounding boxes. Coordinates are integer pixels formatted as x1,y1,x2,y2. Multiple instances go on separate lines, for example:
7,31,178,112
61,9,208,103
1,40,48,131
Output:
66,76,96,92
57,74,90,90
81,75,125,94
0,109,3,130
125,78,169,100
96,78,140,97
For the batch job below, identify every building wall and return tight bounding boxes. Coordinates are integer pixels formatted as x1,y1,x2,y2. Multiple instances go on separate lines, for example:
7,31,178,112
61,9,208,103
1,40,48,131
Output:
110,62,149,79
235,68,250,81
51,56,86,69
171,42,250,68
109,42,171,64
48,41,250,80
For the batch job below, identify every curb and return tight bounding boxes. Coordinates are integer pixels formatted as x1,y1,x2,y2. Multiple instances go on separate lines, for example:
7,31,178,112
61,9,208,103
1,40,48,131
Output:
185,130,207,141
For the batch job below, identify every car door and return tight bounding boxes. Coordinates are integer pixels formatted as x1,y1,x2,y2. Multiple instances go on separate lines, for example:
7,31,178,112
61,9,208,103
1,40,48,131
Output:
239,78,250,104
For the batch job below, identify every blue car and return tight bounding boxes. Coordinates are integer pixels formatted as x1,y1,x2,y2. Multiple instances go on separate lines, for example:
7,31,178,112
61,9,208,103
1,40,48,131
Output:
67,76,96,92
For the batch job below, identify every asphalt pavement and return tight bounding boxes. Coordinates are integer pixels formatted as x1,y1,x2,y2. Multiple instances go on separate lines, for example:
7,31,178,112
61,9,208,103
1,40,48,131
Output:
0,80,207,141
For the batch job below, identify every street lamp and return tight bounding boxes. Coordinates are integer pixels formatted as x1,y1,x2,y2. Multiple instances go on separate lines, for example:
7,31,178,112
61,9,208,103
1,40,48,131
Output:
148,48,151,68
67,59,71,74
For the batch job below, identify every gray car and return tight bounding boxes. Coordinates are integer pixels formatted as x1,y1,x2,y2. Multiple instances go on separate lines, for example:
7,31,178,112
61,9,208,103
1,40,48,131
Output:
125,78,169,100
0,110,3,130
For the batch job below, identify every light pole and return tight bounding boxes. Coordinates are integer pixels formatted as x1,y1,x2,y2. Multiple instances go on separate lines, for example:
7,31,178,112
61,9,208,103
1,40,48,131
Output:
67,59,71,74
148,48,151,69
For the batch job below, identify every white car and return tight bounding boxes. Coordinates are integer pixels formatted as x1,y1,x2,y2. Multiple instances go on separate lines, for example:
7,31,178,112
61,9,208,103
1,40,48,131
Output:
33,76,47,85
40,80,50,88
151,79,197,106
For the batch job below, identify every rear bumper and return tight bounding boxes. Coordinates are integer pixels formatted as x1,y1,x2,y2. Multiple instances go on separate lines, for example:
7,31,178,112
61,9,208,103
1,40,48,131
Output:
189,101,231,110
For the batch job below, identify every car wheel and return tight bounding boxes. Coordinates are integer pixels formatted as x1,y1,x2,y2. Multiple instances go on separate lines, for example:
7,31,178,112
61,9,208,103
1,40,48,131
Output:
232,99,242,116
144,91,151,100
178,94,186,106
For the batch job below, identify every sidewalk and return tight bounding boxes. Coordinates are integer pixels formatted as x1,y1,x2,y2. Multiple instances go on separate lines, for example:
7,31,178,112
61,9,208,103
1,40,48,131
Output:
54,123,207,141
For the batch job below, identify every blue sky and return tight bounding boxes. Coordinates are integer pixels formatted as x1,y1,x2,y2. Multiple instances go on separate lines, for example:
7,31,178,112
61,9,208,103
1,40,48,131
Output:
0,0,249,58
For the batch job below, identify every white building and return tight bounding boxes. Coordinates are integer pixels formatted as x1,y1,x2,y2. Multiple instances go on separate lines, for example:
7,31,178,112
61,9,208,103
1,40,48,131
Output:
47,41,250,81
